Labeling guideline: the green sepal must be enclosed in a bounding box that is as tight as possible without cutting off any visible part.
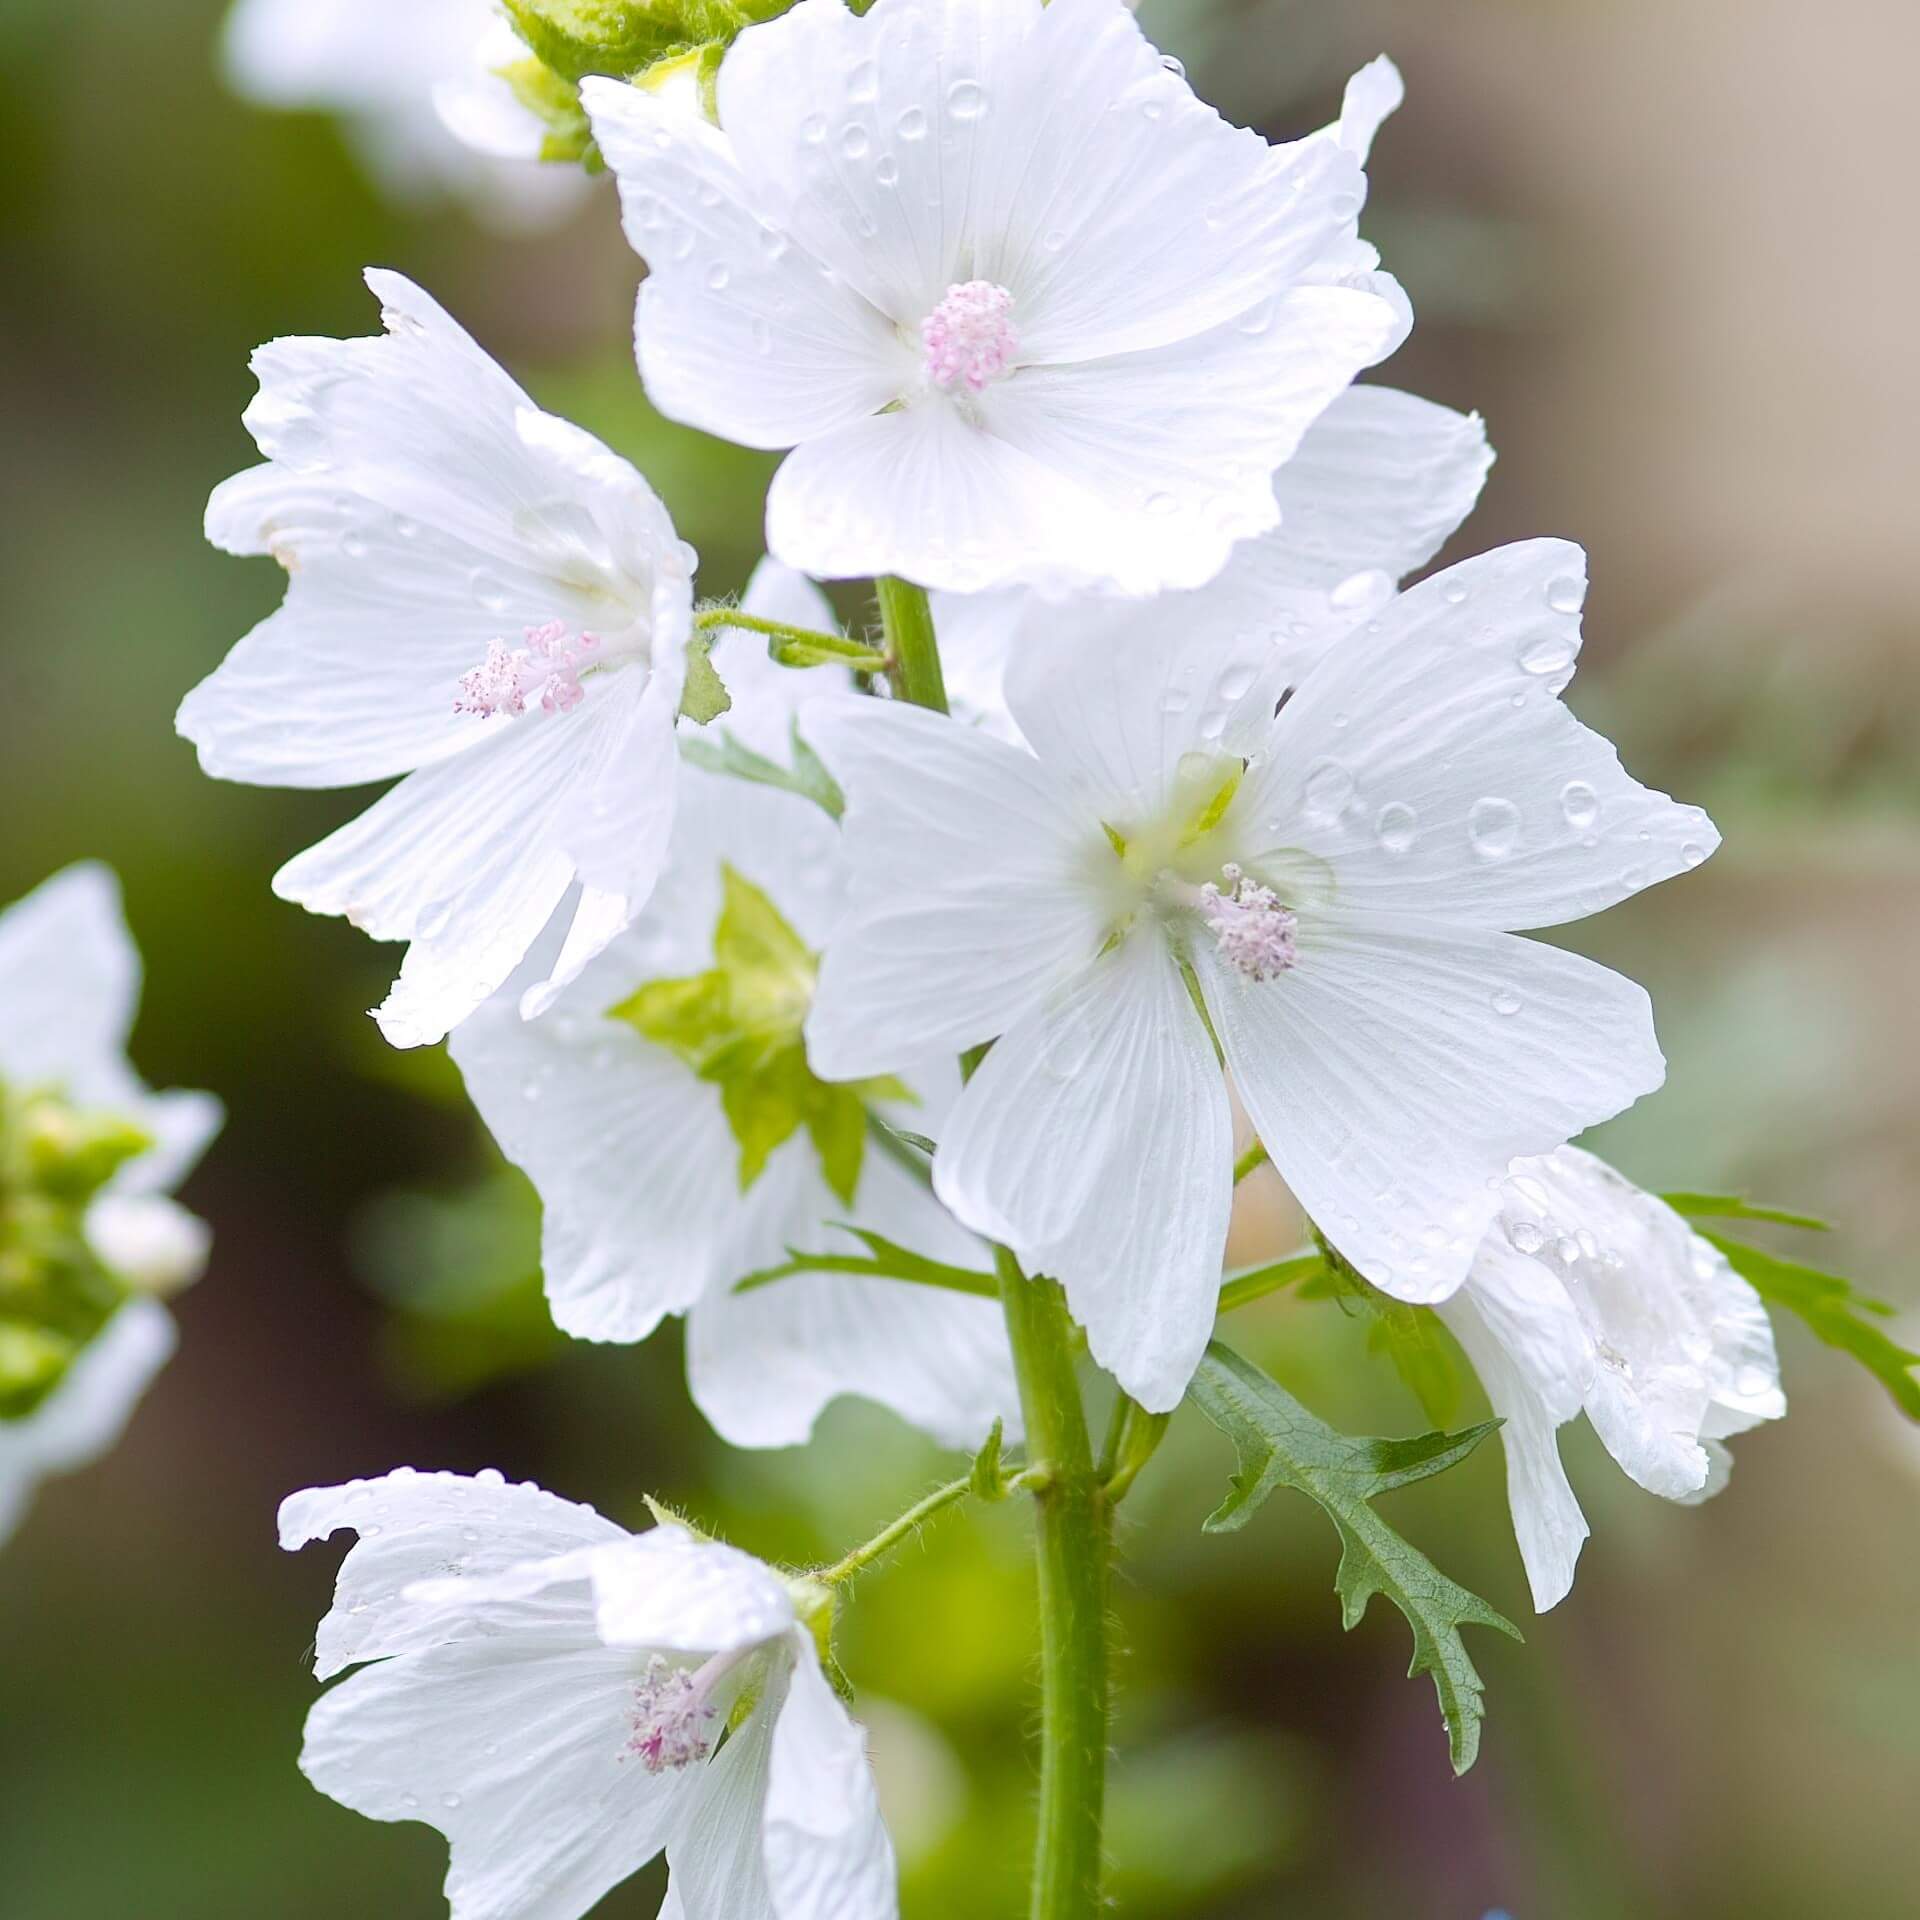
[502,0,776,83]
[642,1493,717,1541]
[969,1418,1011,1501]
[1704,1231,1920,1421]
[679,722,845,820]
[678,629,733,726]
[1188,1341,1518,1775]
[495,56,598,165]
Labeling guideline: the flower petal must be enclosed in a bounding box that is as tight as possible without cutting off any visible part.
[585,77,910,450]
[1199,916,1665,1304]
[802,697,1106,1072]
[669,1662,784,1920]
[300,1634,693,1920]
[762,1640,896,1920]
[935,931,1232,1412]
[0,863,138,1101]
[279,1467,627,1680]
[1235,539,1720,930]
[588,1529,798,1656]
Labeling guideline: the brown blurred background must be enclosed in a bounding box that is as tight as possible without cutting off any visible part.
[1,0,1915,1915]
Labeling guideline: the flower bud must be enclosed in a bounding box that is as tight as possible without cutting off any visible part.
[85,1195,212,1298]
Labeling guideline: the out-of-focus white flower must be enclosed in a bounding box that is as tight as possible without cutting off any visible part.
[585,0,1403,595]
[1438,1146,1786,1610]
[0,865,220,1545]
[182,271,697,1049]
[282,1468,897,1920]
[451,567,1018,1450]
[221,0,590,228]
[802,541,1716,1410]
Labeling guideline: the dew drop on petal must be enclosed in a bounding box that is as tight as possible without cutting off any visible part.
[1490,988,1523,1016]
[840,123,871,159]
[1468,796,1521,860]
[946,80,987,121]
[1546,574,1587,614]
[1374,802,1417,854]
[801,113,827,144]
[1159,54,1186,78]
[1507,1219,1546,1255]
[875,155,900,186]
[1560,779,1599,829]
[1681,841,1708,868]
[705,263,730,292]
[1519,633,1575,676]
[896,105,927,140]
[1303,758,1355,819]
[1443,581,1470,606]
[848,58,879,102]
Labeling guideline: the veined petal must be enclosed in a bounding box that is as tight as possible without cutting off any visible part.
[300,1635,694,1920]
[1437,1242,1593,1611]
[0,1300,174,1549]
[688,1139,1017,1451]
[1235,540,1719,931]
[278,1467,626,1681]
[588,1529,798,1656]
[1199,915,1665,1305]
[762,1640,896,1920]
[802,698,1106,1073]
[934,931,1233,1412]
[0,863,139,1102]
[669,1661,785,1920]
[585,78,910,450]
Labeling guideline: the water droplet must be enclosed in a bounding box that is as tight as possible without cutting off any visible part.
[848,59,879,102]
[756,226,789,261]
[401,1793,420,1810]
[1143,491,1177,517]
[704,262,730,292]
[839,123,871,160]
[1303,758,1355,819]
[946,80,987,121]
[801,113,827,144]
[1507,1220,1546,1255]
[1140,98,1165,121]
[1735,1364,1772,1399]
[1216,663,1256,702]
[1374,802,1417,854]
[341,531,368,560]
[1328,567,1391,616]
[1043,228,1066,252]
[896,105,927,140]
[1234,297,1275,335]
[1468,796,1521,860]
[1158,685,1193,716]
[1442,581,1470,606]
[1545,573,1586,614]
[875,154,899,186]
[1560,780,1598,830]
[441,1793,463,1811]
[1159,54,1186,78]
[1490,988,1523,1017]
[1681,841,1708,868]
[1519,633,1575,676]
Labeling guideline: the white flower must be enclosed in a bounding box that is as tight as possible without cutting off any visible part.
[584,0,1404,595]
[0,865,220,1544]
[1437,1147,1787,1610]
[452,565,1017,1449]
[84,1194,213,1297]
[181,270,698,1049]
[932,382,1494,742]
[802,539,1717,1411]
[221,0,590,228]
[281,1468,897,1920]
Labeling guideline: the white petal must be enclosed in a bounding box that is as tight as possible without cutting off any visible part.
[935,931,1232,1412]
[0,863,138,1101]
[588,1529,797,1656]
[585,78,910,450]
[762,1640,896,1920]
[1438,1242,1593,1610]
[979,284,1400,597]
[688,1140,1017,1450]
[278,1467,626,1680]
[669,1662,785,1920]
[1200,917,1665,1305]
[1327,54,1405,162]
[84,1194,211,1295]
[449,985,734,1343]
[300,1634,693,1920]
[1235,540,1720,930]
[0,1300,174,1548]
[802,698,1106,1073]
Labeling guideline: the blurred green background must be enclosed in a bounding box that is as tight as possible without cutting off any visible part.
[2,0,1916,1915]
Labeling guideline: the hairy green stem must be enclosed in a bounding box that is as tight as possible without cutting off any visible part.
[693,605,887,670]
[817,1475,973,1585]
[881,575,1107,1920]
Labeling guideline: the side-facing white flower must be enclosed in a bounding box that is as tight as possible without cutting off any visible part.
[933,382,1494,741]
[452,565,1018,1450]
[1437,1146,1786,1610]
[282,1468,896,1920]
[803,540,1717,1411]
[585,0,1403,595]
[221,0,590,228]
[0,865,220,1545]
[182,270,697,1049]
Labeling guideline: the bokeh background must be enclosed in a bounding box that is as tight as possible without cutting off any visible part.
[2,0,1916,1914]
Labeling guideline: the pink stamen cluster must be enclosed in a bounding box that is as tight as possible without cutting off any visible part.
[455,620,600,719]
[1199,864,1298,981]
[921,280,1019,393]
[625,1655,718,1775]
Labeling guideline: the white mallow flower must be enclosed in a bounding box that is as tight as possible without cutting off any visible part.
[1437,1147,1787,1611]
[802,539,1719,1412]
[932,382,1495,743]
[0,865,221,1544]
[221,0,590,229]
[452,563,1017,1449]
[181,270,698,1050]
[281,1469,896,1920]
[583,0,1406,596]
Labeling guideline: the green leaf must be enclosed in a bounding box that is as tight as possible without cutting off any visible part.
[1663,1191,1830,1232]
[1187,1341,1518,1774]
[1704,1232,1920,1420]
[678,629,733,725]
[1365,1301,1466,1429]
[733,1224,998,1300]
[1216,1250,1324,1314]
[679,722,844,819]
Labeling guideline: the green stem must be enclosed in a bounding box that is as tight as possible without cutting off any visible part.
[876,575,949,712]
[1232,1139,1269,1184]
[693,605,888,671]
[817,1475,973,1585]
[996,1245,1109,1920]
